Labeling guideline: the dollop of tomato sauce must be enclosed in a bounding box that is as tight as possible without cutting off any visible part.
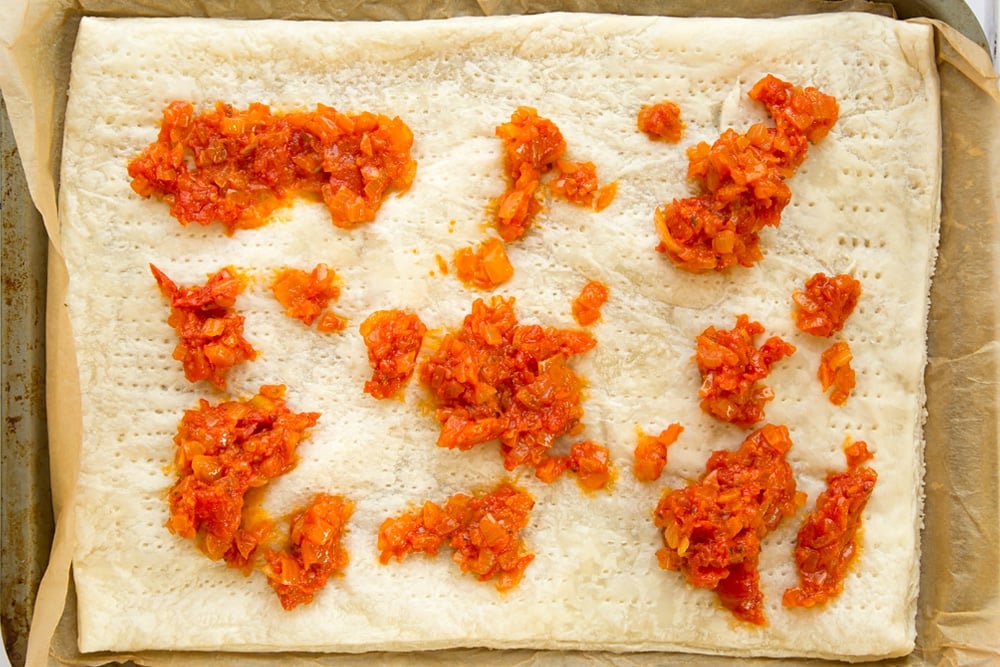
[271,263,346,332]
[534,440,614,491]
[453,237,515,290]
[378,482,535,591]
[654,423,803,625]
[637,101,685,142]
[166,385,320,570]
[695,314,795,428]
[655,75,838,272]
[494,107,616,242]
[783,440,877,608]
[633,423,683,483]
[793,272,862,337]
[128,101,416,233]
[150,264,257,390]
[359,309,427,399]
[550,159,618,211]
[571,279,609,326]
[263,493,353,610]
[818,340,856,406]
[494,107,566,242]
[418,296,595,473]
[751,74,839,149]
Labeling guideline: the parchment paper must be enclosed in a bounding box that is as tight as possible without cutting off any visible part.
[0,0,996,665]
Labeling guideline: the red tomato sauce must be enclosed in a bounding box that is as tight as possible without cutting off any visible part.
[654,423,803,625]
[637,101,685,142]
[377,482,535,591]
[150,264,257,390]
[534,440,614,491]
[494,106,566,241]
[494,106,616,242]
[166,385,320,570]
[695,314,795,428]
[271,263,346,332]
[783,440,877,608]
[655,75,838,272]
[550,159,617,211]
[263,493,353,610]
[818,340,856,405]
[128,101,416,233]
[418,296,595,473]
[793,272,862,337]
[359,309,427,399]
[453,237,515,290]
[571,279,609,326]
[633,423,683,483]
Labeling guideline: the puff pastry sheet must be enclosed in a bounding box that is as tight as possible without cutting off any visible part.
[59,12,940,660]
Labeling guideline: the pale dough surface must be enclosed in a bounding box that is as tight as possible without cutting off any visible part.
[59,12,940,660]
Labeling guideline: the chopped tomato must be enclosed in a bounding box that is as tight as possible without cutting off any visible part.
[783,440,877,608]
[749,74,840,148]
[571,279,609,326]
[271,263,343,330]
[654,423,803,625]
[844,438,874,468]
[263,493,353,610]
[378,482,535,591]
[695,314,795,428]
[818,340,856,405]
[359,309,427,399]
[166,385,320,570]
[494,107,616,242]
[316,311,348,333]
[792,272,862,337]
[655,76,838,272]
[534,440,613,491]
[567,440,613,491]
[637,101,684,142]
[495,107,566,241]
[454,237,515,290]
[150,264,257,390]
[633,423,683,482]
[419,296,595,473]
[128,101,416,233]
[550,159,617,211]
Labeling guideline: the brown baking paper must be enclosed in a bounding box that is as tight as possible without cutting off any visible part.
[1,0,997,665]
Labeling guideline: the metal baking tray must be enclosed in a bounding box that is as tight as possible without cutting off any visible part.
[0,1,993,665]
